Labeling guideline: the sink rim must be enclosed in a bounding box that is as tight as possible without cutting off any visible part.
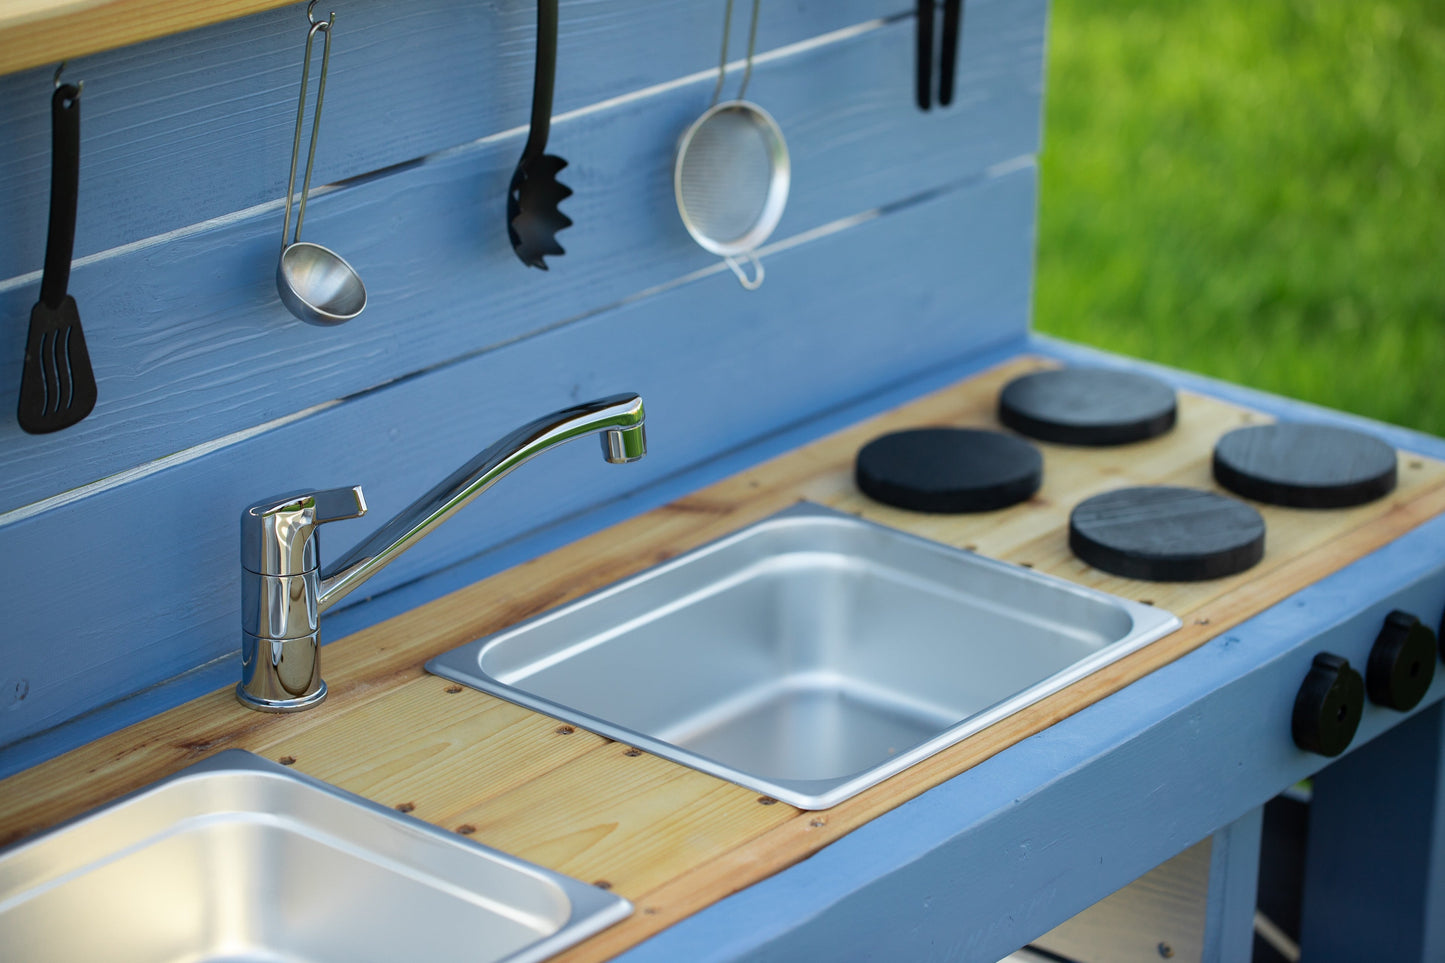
[0,748,632,963]
[429,502,1182,810]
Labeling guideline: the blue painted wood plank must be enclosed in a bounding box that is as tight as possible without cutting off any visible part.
[1202,808,1262,963]
[0,166,1037,750]
[0,334,1035,780]
[613,512,1445,962]
[0,2,1046,514]
[1300,702,1445,963]
[0,0,901,282]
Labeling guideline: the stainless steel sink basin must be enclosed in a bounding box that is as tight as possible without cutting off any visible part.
[429,502,1180,809]
[0,750,629,962]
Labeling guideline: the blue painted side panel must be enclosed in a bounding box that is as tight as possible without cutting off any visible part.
[0,168,1037,750]
[0,0,1047,513]
[0,0,900,280]
[1300,702,1445,963]
[615,512,1445,962]
[1202,808,1262,963]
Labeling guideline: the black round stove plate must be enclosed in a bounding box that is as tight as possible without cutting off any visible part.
[1213,423,1397,508]
[855,428,1042,513]
[1069,486,1266,581]
[999,367,1177,446]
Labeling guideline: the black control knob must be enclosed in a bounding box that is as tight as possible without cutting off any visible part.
[1366,610,1437,711]
[1292,653,1364,757]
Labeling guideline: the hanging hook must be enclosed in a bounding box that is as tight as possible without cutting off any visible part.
[306,0,334,27]
[53,62,83,97]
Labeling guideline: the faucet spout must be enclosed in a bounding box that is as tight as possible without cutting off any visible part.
[237,393,645,712]
[319,394,646,613]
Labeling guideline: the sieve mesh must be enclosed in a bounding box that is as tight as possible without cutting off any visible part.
[677,108,776,246]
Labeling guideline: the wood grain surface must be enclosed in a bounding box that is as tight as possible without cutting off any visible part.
[1032,838,1212,963]
[0,0,295,75]
[2,355,1443,962]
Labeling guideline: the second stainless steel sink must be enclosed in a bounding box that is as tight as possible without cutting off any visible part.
[429,503,1180,809]
[0,750,629,962]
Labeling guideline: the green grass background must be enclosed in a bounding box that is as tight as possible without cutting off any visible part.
[1034,0,1444,435]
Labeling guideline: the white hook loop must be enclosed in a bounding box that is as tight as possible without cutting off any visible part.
[725,252,764,290]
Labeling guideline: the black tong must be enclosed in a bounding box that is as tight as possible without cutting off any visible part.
[915,0,964,110]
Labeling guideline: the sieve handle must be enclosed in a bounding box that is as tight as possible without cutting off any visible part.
[725,252,764,290]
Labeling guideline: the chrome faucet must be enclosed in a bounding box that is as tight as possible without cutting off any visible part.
[237,393,646,712]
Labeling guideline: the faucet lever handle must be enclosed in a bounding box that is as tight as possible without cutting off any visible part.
[308,485,368,524]
[242,486,368,576]
[250,486,366,521]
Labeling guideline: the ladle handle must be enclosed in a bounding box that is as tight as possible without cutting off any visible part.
[520,0,558,165]
[281,11,334,249]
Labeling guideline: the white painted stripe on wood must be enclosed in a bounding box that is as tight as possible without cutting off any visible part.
[0,398,341,528]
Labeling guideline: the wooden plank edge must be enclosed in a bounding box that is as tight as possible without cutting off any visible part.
[0,0,297,75]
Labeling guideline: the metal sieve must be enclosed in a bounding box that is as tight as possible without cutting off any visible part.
[674,0,789,290]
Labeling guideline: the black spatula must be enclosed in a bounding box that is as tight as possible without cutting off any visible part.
[17,82,96,434]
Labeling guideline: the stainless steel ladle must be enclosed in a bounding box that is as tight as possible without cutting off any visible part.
[276,2,366,326]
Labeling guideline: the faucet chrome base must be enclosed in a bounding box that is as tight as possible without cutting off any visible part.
[235,680,328,713]
[237,629,326,711]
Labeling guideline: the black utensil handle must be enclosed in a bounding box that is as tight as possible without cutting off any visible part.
[520,0,558,164]
[915,0,933,111]
[939,0,963,107]
[40,84,81,309]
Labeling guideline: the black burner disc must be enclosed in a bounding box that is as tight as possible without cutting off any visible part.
[1070,486,1265,581]
[1213,423,1397,508]
[999,367,1177,445]
[855,428,1042,513]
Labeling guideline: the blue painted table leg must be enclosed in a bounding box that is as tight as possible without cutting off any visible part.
[1203,806,1263,962]
[1300,702,1445,962]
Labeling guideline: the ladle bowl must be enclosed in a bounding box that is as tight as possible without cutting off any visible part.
[277,241,366,325]
[274,6,365,327]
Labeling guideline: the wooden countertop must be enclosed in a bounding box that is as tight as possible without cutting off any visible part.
[4,356,1444,960]
[0,0,295,75]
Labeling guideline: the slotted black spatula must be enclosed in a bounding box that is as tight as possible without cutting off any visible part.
[17,82,96,434]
